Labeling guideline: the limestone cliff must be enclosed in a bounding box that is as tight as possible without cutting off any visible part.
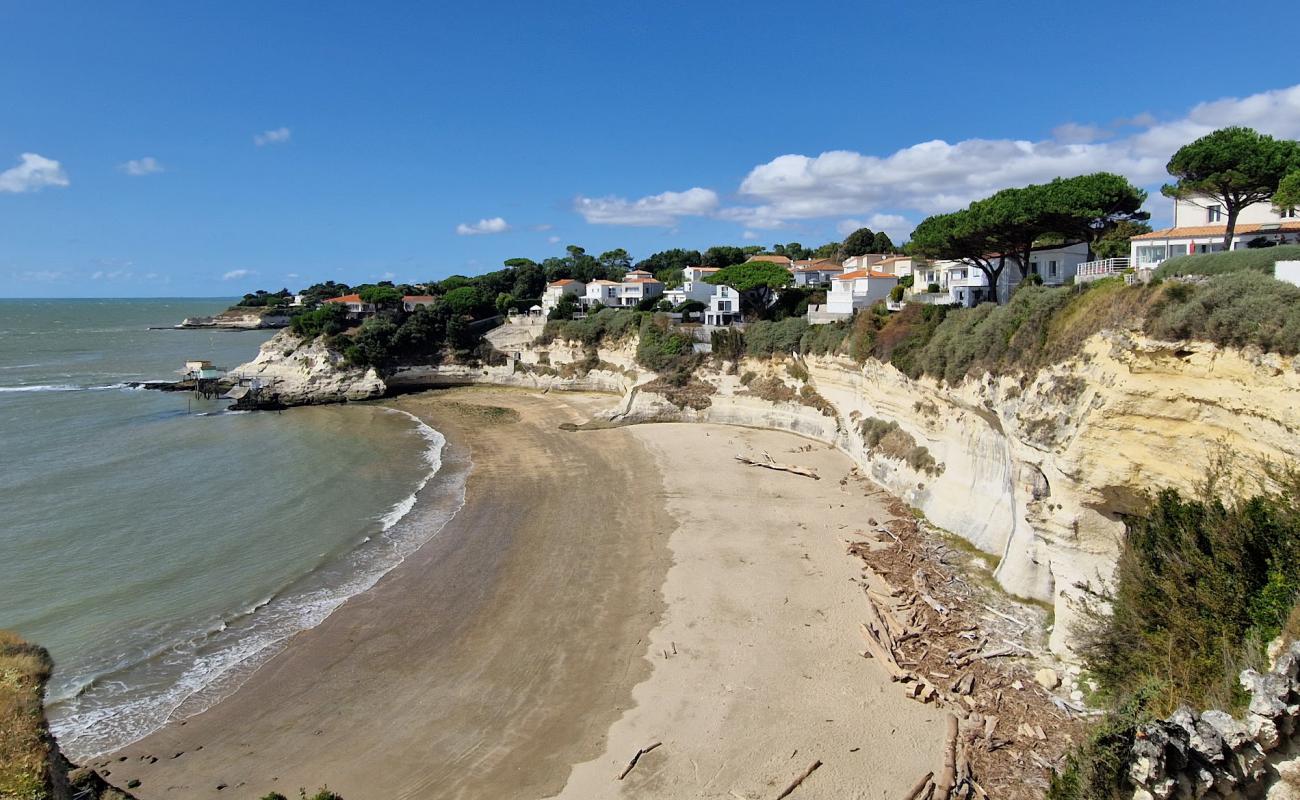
[228,329,385,406]
[228,321,1300,658]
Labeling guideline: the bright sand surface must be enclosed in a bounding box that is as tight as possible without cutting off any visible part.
[102,387,941,799]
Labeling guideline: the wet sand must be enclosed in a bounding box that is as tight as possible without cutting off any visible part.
[103,387,940,799]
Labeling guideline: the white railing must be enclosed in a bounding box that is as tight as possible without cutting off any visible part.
[1076,257,1131,282]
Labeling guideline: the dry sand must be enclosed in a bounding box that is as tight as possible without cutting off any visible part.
[102,388,939,799]
[553,424,943,799]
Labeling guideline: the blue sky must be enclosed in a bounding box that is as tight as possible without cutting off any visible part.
[3,0,1299,297]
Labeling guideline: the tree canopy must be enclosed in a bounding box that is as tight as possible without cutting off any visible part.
[842,227,897,258]
[358,285,403,306]
[1162,127,1300,247]
[1040,173,1148,256]
[704,260,791,315]
[1275,170,1300,213]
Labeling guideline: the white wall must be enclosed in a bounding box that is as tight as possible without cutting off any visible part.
[1277,261,1300,288]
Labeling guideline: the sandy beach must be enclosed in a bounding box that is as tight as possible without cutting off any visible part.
[101,387,939,799]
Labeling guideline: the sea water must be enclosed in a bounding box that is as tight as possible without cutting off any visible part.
[0,299,460,758]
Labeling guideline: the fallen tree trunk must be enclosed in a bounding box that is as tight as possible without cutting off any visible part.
[734,455,820,480]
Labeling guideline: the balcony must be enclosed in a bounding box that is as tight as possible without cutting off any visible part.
[1076,258,1131,283]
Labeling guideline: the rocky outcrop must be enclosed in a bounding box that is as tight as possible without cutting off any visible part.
[178,308,289,329]
[228,330,384,406]
[1127,643,1300,800]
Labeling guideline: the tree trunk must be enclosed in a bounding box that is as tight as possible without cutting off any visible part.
[978,258,1002,305]
[1223,203,1240,252]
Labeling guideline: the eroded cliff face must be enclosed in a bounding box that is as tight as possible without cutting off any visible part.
[229,330,385,405]
[230,325,1300,657]
[480,330,1300,657]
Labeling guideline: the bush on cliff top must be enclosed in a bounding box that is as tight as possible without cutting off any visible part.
[1145,271,1300,355]
[1154,243,1300,280]
[538,308,639,347]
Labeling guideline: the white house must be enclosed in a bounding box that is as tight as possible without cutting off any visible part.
[1072,195,1300,281]
[841,254,893,272]
[791,259,842,286]
[663,266,723,306]
[825,269,898,316]
[913,242,1089,307]
[1125,195,1300,269]
[703,284,741,326]
[541,279,586,315]
[324,293,376,318]
[574,272,665,309]
[870,255,922,279]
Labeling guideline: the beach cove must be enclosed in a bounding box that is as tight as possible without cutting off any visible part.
[99,386,942,799]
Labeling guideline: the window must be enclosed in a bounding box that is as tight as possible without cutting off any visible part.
[1049,260,1058,278]
[1207,204,1222,223]
[1282,207,1298,219]
[1029,261,1039,275]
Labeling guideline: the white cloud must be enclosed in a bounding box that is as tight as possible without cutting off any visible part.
[574,187,719,226]
[456,217,510,236]
[742,230,760,240]
[836,214,912,239]
[120,157,164,176]
[724,84,1300,230]
[1051,122,1107,144]
[17,270,66,282]
[222,269,255,281]
[253,127,292,146]
[0,153,69,193]
[547,235,562,244]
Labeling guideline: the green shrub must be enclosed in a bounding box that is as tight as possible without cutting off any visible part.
[1145,271,1300,355]
[1078,468,1300,714]
[1154,244,1300,279]
[541,308,639,347]
[710,328,746,363]
[798,320,849,356]
[290,302,351,338]
[745,318,810,357]
[786,360,809,382]
[635,315,698,373]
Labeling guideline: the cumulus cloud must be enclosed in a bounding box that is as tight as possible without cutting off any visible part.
[222,269,255,280]
[724,84,1300,232]
[253,127,292,146]
[574,187,719,226]
[456,217,510,236]
[836,214,911,239]
[0,153,70,193]
[120,157,164,176]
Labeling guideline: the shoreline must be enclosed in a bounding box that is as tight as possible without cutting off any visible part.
[100,387,677,799]
[97,387,941,799]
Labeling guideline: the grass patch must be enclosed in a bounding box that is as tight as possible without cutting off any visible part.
[0,631,55,800]
[1154,244,1300,280]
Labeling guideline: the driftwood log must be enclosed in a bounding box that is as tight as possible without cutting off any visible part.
[903,771,935,800]
[936,714,959,797]
[734,455,820,480]
[774,759,822,799]
[617,741,663,780]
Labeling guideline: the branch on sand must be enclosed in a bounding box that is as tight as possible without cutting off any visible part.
[735,454,820,480]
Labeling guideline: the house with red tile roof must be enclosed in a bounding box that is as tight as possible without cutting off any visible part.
[324,293,376,317]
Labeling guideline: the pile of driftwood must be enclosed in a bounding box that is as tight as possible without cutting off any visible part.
[845,487,1082,800]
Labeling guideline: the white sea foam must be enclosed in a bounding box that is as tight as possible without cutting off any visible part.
[0,382,132,394]
[50,406,468,760]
